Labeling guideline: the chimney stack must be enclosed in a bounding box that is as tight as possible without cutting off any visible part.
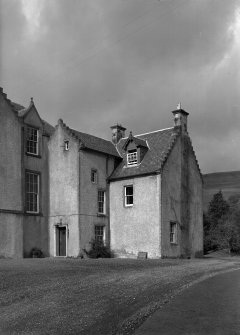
[110,124,126,144]
[172,103,189,133]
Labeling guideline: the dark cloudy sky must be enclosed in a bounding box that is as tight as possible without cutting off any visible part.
[1,0,240,173]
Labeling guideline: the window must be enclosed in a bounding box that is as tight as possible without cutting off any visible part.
[170,222,177,244]
[64,140,69,151]
[91,169,97,183]
[26,172,39,213]
[125,185,133,206]
[95,225,105,244]
[26,127,39,155]
[127,149,138,166]
[98,190,105,214]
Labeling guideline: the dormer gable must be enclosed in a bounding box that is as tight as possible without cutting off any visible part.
[123,131,148,167]
[19,98,43,129]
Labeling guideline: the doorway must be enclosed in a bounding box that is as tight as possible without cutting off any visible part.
[56,226,67,256]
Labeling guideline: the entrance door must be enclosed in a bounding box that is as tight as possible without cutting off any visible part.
[56,226,66,256]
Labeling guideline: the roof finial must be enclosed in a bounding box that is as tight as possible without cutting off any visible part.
[31,97,34,103]
[177,102,181,110]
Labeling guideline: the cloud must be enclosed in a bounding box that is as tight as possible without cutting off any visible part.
[1,0,240,173]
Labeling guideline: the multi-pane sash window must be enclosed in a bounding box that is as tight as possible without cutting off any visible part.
[95,225,105,244]
[98,190,105,214]
[170,222,177,243]
[127,149,137,166]
[26,172,39,213]
[27,127,39,155]
[125,185,133,206]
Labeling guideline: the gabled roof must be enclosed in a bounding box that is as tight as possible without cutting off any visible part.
[109,127,181,180]
[59,119,121,158]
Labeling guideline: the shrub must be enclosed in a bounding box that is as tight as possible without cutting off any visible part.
[84,240,112,258]
[31,248,43,258]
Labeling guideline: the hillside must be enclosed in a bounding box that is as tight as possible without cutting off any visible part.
[203,171,240,212]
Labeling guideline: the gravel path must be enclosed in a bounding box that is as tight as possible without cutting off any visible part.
[0,257,239,334]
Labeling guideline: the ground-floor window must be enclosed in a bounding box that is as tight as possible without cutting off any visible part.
[26,171,39,213]
[95,225,105,244]
[170,222,177,244]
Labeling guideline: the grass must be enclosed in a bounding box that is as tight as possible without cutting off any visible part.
[0,257,239,335]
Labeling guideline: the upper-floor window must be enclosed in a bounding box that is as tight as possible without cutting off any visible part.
[124,185,133,207]
[170,222,177,244]
[98,190,106,214]
[27,127,39,155]
[127,149,138,166]
[26,171,39,213]
[91,169,98,183]
[64,140,69,151]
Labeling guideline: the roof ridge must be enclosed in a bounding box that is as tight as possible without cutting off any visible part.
[136,127,174,137]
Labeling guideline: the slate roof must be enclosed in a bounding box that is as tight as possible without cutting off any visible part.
[59,120,121,158]
[122,132,148,150]
[109,127,181,180]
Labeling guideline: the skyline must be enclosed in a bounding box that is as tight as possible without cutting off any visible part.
[1,0,240,173]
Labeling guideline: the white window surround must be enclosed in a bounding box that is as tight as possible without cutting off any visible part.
[64,140,69,151]
[98,190,106,214]
[170,222,177,244]
[26,172,39,213]
[124,185,133,207]
[127,149,138,166]
[26,126,39,155]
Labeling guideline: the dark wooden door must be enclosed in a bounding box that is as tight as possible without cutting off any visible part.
[56,227,66,256]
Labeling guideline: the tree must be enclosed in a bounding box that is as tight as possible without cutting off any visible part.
[204,191,240,254]
[208,191,229,226]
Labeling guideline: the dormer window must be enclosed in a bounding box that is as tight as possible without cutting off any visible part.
[64,140,69,151]
[127,149,138,166]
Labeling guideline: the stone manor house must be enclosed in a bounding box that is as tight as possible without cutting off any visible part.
[0,88,203,259]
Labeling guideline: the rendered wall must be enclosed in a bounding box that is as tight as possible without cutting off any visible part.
[161,136,182,257]
[0,94,23,258]
[0,214,23,258]
[188,144,203,256]
[110,175,161,258]
[161,134,203,258]
[22,109,50,257]
[48,123,80,257]
[79,150,115,253]
[0,95,22,211]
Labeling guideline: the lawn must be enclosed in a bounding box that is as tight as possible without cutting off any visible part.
[0,257,239,335]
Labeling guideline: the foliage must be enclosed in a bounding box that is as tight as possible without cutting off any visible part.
[208,191,229,225]
[31,248,43,258]
[84,239,112,258]
[204,191,240,254]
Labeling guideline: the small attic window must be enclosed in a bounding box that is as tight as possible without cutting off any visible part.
[127,149,138,166]
[64,140,69,151]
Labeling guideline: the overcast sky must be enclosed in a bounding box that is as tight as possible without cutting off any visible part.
[1,0,240,173]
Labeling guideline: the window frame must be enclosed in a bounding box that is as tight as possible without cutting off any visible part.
[91,169,98,184]
[94,225,106,245]
[124,185,134,207]
[127,149,138,166]
[64,140,69,151]
[170,222,177,244]
[97,190,106,215]
[26,126,39,156]
[25,171,40,214]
